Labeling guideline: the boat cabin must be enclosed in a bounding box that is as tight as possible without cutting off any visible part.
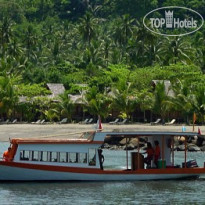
[3,131,105,169]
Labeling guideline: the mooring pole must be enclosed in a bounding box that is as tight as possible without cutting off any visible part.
[126,136,128,170]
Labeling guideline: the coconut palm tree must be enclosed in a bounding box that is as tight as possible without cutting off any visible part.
[112,81,137,121]
[85,86,111,120]
[193,32,205,71]
[152,82,170,123]
[160,37,195,65]
[166,80,196,124]
[113,14,134,46]
[0,73,19,118]
[137,89,154,122]
[0,16,13,45]
[78,12,99,47]
[192,86,205,123]
[57,92,74,122]
[23,24,38,61]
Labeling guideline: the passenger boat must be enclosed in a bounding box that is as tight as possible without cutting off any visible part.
[0,130,205,181]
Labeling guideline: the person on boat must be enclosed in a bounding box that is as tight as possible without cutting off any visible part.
[144,142,154,168]
[98,149,104,170]
[3,147,12,162]
[154,140,161,168]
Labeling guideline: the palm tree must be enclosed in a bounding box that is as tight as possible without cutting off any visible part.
[7,37,23,59]
[0,16,13,57]
[137,89,154,122]
[152,82,169,123]
[0,16,13,45]
[113,14,134,47]
[0,73,19,118]
[193,32,205,71]
[160,37,195,65]
[23,24,38,61]
[58,92,74,122]
[167,80,196,124]
[101,35,113,67]
[78,12,98,47]
[192,86,205,123]
[112,81,137,121]
[85,86,111,120]
[126,22,160,67]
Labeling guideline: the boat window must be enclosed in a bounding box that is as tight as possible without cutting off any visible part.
[59,152,67,163]
[19,150,90,164]
[88,149,96,166]
[69,153,78,163]
[51,152,58,162]
[20,150,29,161]
[79,153,87,163]
[32,151,39,161]
[40,151,48,162]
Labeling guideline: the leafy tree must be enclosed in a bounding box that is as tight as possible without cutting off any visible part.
[0,73,19,118]
[152,82,169,123]
[17,83,51,97]
[160,37,195,65]
[58,91,74,122]
[112,81,137,120]
[137,89,154,122]
[85,86,111,120]
[78,12,98,47]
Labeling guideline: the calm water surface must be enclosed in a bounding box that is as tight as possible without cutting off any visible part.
[0,143,205,204]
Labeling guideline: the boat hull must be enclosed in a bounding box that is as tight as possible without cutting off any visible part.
[0,162,204,181]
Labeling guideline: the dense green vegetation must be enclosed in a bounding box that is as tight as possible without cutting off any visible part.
[0,0,204,123]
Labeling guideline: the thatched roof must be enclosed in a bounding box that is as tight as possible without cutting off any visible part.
[152,80,175,97]
[46,83,65,97]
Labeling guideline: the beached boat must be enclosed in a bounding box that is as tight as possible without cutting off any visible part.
[0,130,205,181]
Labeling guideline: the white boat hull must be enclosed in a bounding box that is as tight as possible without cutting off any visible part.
[0,164,202,181]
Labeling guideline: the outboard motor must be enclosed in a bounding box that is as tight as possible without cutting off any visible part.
[182,159,198,168]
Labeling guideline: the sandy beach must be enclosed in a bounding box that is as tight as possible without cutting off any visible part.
[0,123,202,141]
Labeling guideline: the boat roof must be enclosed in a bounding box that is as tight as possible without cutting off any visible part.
[11,138,96,145]
[104,131,200,137]
[10,131,200,145]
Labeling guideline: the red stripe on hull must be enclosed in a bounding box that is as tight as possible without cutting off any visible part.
[1,161,205,175]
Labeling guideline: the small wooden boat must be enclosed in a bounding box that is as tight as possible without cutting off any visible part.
[0,130,205,181]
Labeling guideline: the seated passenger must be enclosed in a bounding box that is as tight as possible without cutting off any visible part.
[144,142,154,168]
[3,147,12,162]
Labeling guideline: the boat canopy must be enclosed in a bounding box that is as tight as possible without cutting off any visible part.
[10,138,95,145]
[104,131,200,137]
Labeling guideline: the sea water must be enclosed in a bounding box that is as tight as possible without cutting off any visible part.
[0,143,205,204]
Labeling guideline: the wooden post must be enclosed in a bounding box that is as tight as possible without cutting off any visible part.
[162,136,165,161]
[193,112,196,132]
[162,136,165,168]
[172,137,174,166]
[185,136,187,168]
[137,136,140,169]
[126,136,128,170]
